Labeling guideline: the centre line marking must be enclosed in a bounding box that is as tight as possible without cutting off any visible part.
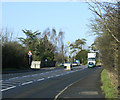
[1,86,16,92]
[55,75,60,77]
[2,84,15,87]
[37,78,44,81]
[21,81,33,86]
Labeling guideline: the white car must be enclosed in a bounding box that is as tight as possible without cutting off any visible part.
[72,62,78,66]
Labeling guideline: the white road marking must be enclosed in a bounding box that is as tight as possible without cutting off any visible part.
[60,74,64,76]
[54,68,88,100]
[21,81,33,86]
[1,67,87,92]
[0,80,2,82]
[79,91,98,95]
[1,86,16,92]
[48,76,54,78]
[55,75,60,77]
[2,82,20,86]
[2,84,15,87]
[37,78,45,81]
[45,72,49,74]
[54,83,73,100]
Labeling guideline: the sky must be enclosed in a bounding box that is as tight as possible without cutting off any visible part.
[2,2,97,48]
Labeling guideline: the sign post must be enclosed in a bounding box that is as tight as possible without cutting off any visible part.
[28,51,32,65]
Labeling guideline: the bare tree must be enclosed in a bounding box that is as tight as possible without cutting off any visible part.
[86,0,119,43]
[86,0,120,98]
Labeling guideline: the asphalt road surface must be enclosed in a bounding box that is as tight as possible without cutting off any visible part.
[1,65,104,99]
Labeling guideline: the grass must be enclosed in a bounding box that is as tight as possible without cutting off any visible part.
[101,69,118,99]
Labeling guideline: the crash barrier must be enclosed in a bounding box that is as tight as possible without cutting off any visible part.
[30,61,56,69]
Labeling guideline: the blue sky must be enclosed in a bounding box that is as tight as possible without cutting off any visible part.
[2,2,96,47]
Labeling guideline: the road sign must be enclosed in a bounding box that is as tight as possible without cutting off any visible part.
[45,59,47,62]
[28,51,32,56]
[29,55,31,58]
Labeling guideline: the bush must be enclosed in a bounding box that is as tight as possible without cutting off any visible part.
[2,41,29,69]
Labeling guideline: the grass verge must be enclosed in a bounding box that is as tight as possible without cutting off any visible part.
[101,69,118,99]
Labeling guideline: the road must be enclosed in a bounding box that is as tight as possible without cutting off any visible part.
[1,65,103,99]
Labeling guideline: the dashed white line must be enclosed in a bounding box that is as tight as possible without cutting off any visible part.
[37,78,45,81]
[60,74,64,76]
[55,75,60,77]
[2,84,15,87]
[48,76,54,78]
[1,86,16,92]
[21,81,33,86]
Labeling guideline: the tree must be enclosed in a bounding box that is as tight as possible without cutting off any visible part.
[1,28,28,69]
[87,1,120,97]
[2,42,28,69]
[69,38,87,55]
[88,41,98,52]
[18,28,65,63]
[18,29,41,60]
[87,0,119,72]
[75,50,89,65]
[87,0,119,43]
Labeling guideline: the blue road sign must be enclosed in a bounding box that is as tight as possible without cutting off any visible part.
[29,55,31,58]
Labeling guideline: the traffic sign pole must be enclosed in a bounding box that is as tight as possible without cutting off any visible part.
[29,55,31,65]
[28,51,32,66]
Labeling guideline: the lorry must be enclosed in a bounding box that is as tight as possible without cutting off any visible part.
[88,52,96,68]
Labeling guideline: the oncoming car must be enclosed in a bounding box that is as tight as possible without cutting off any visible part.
[88,62,94,68]
[72,62,78,66]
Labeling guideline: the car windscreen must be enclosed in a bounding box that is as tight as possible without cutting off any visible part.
[89,62,94,65]
[88,58,96,61]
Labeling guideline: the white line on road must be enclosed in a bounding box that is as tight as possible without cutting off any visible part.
[0,80,2,82]
[1,86,16,92]
[60,74,64,76]
[55,75,60,77]
[48,76,54,79]
[21,81,33,86]
[54,67,88,100]
[54,83,73,100]
[2,84,15,87]
[37,78,45,81]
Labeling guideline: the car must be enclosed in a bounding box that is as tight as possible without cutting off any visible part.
[72,62,78,66]
[88,62,94,68]
[60,63,64,66]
